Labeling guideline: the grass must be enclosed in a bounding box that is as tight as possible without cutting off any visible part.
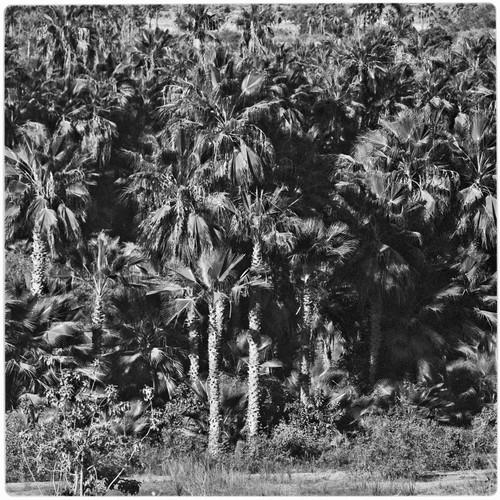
[131,456,496,496]
[7,459,496,496]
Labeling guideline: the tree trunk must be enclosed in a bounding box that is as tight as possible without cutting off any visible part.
[247,301,261,442]
[91,292,105,353]
[300,277,312,406]
[186,307,199,383]
[369,291,383,385]
[247,239,263,442]
[207,295,224,457]
[316,336,332,371]
[31,229,47,297]
[251,239,263,269]
[91,293,105,328]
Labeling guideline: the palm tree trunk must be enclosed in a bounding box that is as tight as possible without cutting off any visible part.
[369,291,383,385]
[247,239,263,442]
[91,293,105,327]
[316,336,331,371]
[31,229,47,297]
[300,277,312,406]
[247,301,261,442]
[91,292,105,353]
[251,239,263,269]
[207,295,224,457]
[186,307,199,383]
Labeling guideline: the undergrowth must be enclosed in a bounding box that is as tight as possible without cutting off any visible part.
[6,392,496,494]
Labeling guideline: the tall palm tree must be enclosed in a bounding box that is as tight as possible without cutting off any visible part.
[290,218,356,403]
[236,5,275,56]
[5,136,91,297]
[120,134,231,268]
[334,26,414,129]
[229,187,294,438]
[128,27,174,87]
[154,249,269,455]
[155,57,276,192]
[342,171,420,385]
[175,5,219,54]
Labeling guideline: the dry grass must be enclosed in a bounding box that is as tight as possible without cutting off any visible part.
[7,467,496,496]
[133,464,496,496]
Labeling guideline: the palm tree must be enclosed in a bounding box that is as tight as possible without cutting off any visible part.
[351,110,458,234]
[175,5,219,54]
[229,187,295,438]
[342,171,420,385]
[153,248,269,455]
[5,290,89,409]
[155,57,276,192]
[388,112,453,183]
[120,134,231,268]
[290,218,356,404]
[128,27,174,87]
[5,136,91,297]
[150,267,204,384]
[334,26,413,129]
[68,232,144,329]
[102,288,186,401]
[236,5,275,56]
[449,111,496,253]
[310,66,361,156]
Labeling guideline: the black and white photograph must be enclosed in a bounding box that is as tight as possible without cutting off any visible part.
[4,3,496,495]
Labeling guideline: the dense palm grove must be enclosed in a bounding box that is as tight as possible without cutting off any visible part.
[4,3,496,493]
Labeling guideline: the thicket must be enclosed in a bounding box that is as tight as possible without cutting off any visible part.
[4,3,496,495]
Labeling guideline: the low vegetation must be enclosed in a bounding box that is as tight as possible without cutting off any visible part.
[6,378,496,494]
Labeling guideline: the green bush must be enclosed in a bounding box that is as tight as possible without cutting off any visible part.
[159,385,209,456]
[6,411,33,482]
[468,405,497,469]
[271,421,321,459]
[350,400,496,479]
[6,410,144,488]
[5,246,31,292]
[257,399,345,460]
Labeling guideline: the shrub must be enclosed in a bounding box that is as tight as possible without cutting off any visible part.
[6,411,33,482]
[6,373,150,495]
[261,399,345,460]
[350,398,495,479]
[468,405,497,469]
[159,385,209,456]
[6,410,145,491]
[271,421,321,459]
[5,244,31,292]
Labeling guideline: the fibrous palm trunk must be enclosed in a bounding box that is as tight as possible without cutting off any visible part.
[91,293,105,328]
[316,336,332,371]
[247,301,262,442]
[186,307,200,383]
[31,229,47,297]
[247,239,264,442]
[300,277,312,406]
[207,295,224,457]
[91,292,105,353]
[369,291,383,385]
